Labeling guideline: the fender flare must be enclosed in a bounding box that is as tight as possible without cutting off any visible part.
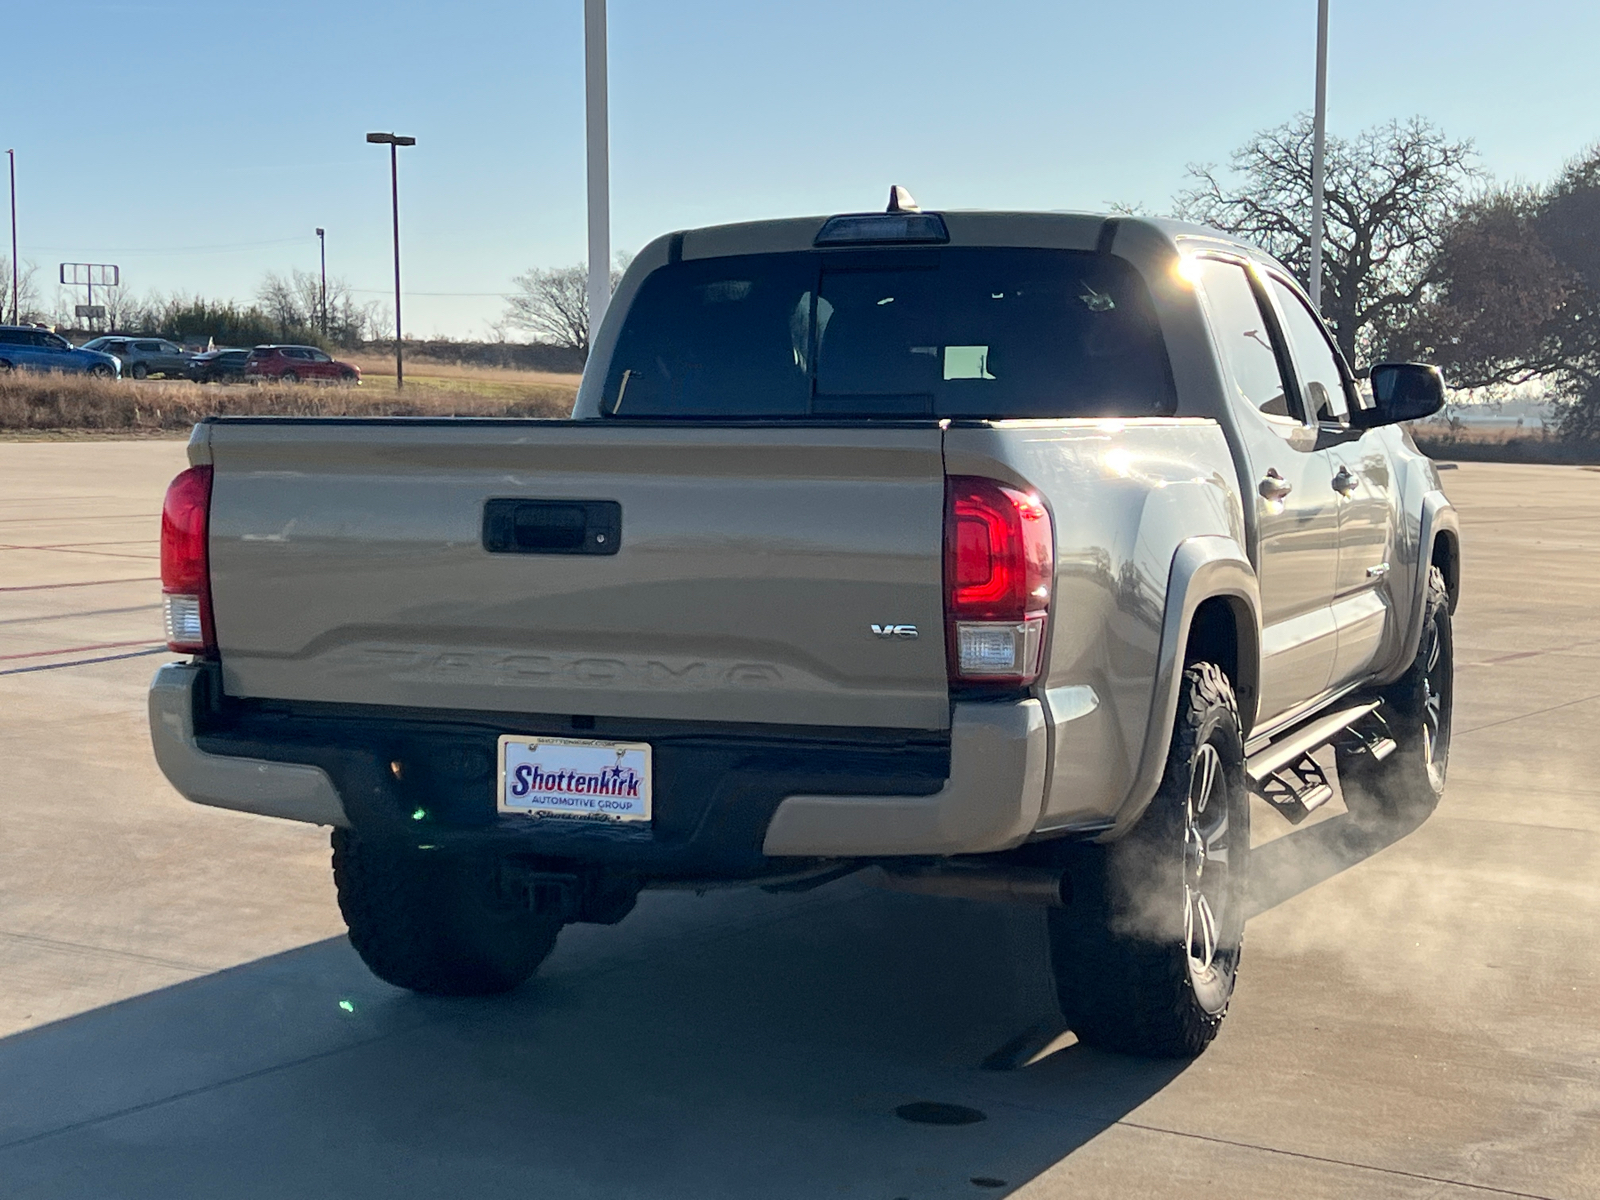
[1373,489,1460,688]
[1105,535,1261,840]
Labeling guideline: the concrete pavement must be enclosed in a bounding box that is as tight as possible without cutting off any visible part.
[0,441,1595,1199]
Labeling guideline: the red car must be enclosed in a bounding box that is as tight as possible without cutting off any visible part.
[244,345,361,384]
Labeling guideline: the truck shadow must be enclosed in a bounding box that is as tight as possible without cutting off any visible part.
[0,880,1190,1199]
[1247,798,1433,919]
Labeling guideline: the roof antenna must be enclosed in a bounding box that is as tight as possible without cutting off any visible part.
[886,185,920,214]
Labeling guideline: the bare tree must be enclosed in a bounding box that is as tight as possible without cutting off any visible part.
[1176,115,1478,366]
[255,269,380,346]
[0,256,43,324]
[502,258,626,356]
[98,283,146,332]
[503,264,591,352]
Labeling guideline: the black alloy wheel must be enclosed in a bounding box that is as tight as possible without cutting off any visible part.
[1049,661,1250,1057]
[1338,566,1453,822]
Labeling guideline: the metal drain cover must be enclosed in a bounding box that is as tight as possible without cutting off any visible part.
[893,1101,987,1126]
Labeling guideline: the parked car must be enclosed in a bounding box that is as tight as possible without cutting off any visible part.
[149,204,1459,1059]
[0,326,120,377]
[187,348,251,384]
[244,345,360,383]
[80,336,192,379]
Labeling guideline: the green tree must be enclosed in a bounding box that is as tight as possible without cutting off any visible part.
[1401,146,1600,438]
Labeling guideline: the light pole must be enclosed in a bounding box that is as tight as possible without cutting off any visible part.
[585,0,610,338]
[315,227,327,336]
[1308,0,1330,311]
[366,132,415,389]
[7,149,17,326]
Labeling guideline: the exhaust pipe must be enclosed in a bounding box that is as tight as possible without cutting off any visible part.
[871,864,1069,908]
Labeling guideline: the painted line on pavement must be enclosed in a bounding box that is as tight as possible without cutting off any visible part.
[0,577,159,593]
[0,544,157,560]
[0,639,164,662]
[0,604,161,627]
[0,646,168,676]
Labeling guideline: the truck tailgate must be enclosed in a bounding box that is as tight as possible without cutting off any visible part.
[203,421,951,730]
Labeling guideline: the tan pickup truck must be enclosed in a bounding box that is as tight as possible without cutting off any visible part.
[149,202,1459,1057]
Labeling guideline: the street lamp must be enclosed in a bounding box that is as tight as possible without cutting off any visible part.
[1308,0,1330,311]
[585,0,610,334]
[366,132,416,389]
[7,149,17,326]
[315,227,327,336]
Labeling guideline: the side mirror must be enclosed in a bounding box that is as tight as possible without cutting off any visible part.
[1355,362,1445,428]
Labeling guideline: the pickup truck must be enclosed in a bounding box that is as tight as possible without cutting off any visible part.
[149,202,1460,1058]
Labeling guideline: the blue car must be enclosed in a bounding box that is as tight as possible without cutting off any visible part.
[0,326,121,378]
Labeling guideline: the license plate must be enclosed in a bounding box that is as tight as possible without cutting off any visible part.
[497,735,652,823]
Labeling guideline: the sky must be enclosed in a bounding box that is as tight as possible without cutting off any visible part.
[7,0,1598,339]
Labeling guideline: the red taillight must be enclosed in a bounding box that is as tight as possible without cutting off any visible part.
[944,476,1053,684]
[160,465,216,655]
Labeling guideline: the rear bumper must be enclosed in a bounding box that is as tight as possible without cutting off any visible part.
[149,662,349,827]
[760,700,1048,856]
[148,662,1048,875]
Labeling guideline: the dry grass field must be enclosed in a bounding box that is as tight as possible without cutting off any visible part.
[339,353,585,399]
[1410,419,1600,464]
[0,367,579,436]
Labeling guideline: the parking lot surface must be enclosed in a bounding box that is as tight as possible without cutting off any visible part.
[0,441,1596,1199]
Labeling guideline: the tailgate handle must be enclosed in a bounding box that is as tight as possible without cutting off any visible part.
[483,499,621,556]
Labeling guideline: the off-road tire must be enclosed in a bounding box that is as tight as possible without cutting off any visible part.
[332,829,564,996]
[1338,566,1452,823]
[1048,662,1250,1057]
[130,362,148,380]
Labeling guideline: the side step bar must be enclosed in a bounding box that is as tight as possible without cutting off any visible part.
[1246,701,1387,825]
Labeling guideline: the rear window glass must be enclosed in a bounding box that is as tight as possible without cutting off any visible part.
[602,248,1175,420]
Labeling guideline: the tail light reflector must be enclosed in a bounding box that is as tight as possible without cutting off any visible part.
[160,465,216,655]
[944,476,1053,684]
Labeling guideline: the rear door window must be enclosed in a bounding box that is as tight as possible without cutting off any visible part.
[603,248,1175,420]
[1269,277,1351,425]
[1194,259,1301,423]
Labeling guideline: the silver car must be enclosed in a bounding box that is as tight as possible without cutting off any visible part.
[80,336,192,379]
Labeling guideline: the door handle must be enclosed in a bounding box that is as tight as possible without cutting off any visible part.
[1332,466,1357,496]
[1258,468,1292,501]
